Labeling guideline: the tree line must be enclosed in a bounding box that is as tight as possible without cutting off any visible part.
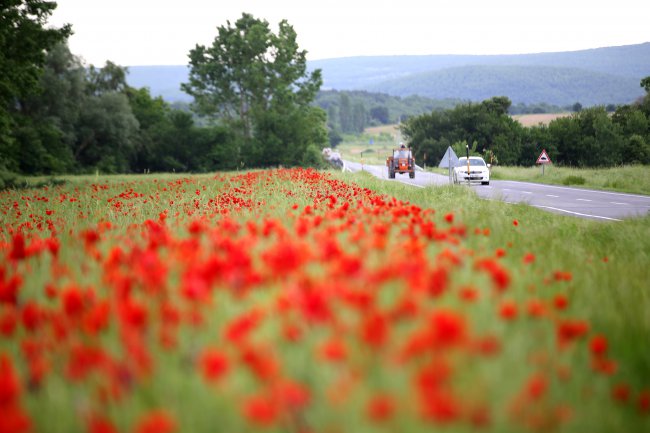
[1,3,327,183]
[2,2,648,183]
[402,87,650,168]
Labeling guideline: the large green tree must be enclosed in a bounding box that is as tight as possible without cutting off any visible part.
[0,0,71,169]
[182,13,325,167]
[403,97,525,166]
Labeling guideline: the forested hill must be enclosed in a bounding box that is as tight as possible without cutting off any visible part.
[126,43,650,105]
[363,65,643,106]
[308,43,650,89]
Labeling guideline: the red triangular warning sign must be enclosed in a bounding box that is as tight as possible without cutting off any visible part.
[536,149,552,164]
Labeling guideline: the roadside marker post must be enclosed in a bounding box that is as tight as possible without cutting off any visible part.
[466,144,470,186]
[536,149,552,175]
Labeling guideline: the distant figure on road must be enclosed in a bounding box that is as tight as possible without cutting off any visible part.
[322,148,344,169]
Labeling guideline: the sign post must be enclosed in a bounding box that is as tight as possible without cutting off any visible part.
[536,149,552,175]
[438,146,460,184]
[466,144,470,185]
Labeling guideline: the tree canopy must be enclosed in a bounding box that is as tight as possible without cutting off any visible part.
[403,82,650,168]
[182,13,326,167]
[0,0,71,167]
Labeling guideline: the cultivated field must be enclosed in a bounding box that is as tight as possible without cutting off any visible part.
[1,169,648,432]
[511,113,572,127]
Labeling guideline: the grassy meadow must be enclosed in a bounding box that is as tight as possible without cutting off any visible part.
[0,168,648,433]
[489,165,650,196]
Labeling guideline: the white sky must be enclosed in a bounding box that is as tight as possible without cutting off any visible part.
[49,0,649,66]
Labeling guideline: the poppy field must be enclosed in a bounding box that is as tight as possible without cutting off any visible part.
[1,168,649,433]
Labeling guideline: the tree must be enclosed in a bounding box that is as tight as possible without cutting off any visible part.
[182,13,324,166]
[87,61,129,96]
[481,96,511,115]
[351,102,367,133]
[0,0,72,168]
[10,42,83,174]
[338,93,352,133]
[369,106,390,124]
[572,102,583,113]
[641,76,650,93]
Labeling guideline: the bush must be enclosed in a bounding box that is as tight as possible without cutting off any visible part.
[0,169,19,190]
[562,175,586,185]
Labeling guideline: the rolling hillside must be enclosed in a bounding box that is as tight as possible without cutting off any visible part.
[125,42,650,105]
[363,65,644,105]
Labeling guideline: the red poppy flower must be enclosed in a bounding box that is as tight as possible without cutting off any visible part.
[499,300,518,320]
[367,394,395,422]
[198,348,229,383]
[133,409,176,433]
[523,252,536,264]
[611,383,630,403]
[0,354,20,406]
[243,393,278,426]
[589,335,608,357]
[88,415,119,433]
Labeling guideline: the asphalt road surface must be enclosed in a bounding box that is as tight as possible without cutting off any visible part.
[343,161,650,221]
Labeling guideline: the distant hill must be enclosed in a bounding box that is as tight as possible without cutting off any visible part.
[309,43,650,89]
[125,43,650,105]
[127,65,190,102]
[363,65,643,106]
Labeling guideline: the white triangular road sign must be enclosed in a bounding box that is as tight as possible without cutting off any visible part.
[439,146,460,168]
[536,149,552,164]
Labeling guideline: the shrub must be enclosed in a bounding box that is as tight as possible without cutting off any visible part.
[562,175,586,185]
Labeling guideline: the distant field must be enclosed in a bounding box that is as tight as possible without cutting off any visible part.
[362,113,571,136]
[511,112,572,126]
[364,124,400,136]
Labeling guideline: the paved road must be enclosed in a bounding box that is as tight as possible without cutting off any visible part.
[344,161,650,221]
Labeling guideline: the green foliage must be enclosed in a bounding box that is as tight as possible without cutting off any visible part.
[509,102,564,114]
[315,90,462,134]
[641,76,650,93]
[451,140,479,158]
[405,91,650,168]
[0,0,71,154]
[489,165,650,194]
[562,175,586,185]
[403,97,525,166]
[369,105,389,124]
[0,167,19,190]
[182,13,325,167]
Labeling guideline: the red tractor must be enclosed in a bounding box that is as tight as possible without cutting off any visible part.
[386,145,415,179]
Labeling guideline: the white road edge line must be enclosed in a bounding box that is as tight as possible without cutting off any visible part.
[399,181,425,188]
[499,180,650,199]
[533,205,622,221]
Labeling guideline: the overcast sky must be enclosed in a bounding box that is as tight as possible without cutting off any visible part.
[49,0,648,66]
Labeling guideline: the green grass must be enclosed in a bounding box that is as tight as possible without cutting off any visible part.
[337,169,650,380]
[489,165,650,196]
[3,169,650,432]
